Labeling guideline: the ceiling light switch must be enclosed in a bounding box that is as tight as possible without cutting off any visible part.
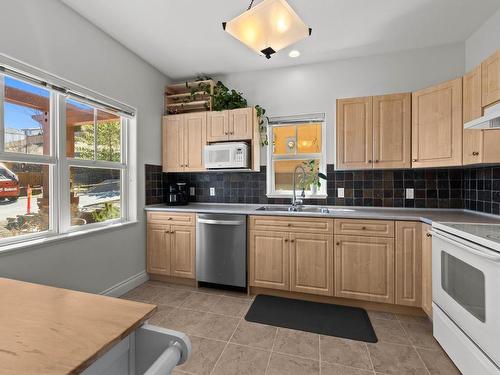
[210,187,216,196]
[338,188,345,198]
[406,188,414,199]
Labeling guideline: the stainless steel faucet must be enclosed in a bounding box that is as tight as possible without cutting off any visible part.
[289,165,306,211]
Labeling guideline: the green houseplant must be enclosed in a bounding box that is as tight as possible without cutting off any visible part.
[302,160,327,194]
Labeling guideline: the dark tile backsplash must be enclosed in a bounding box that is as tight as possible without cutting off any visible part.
[463,166,500,216]
[145,164,500,215]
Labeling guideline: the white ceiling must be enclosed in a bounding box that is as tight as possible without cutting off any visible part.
[61,0,500,79]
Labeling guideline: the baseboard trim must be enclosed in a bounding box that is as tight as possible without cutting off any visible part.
[101,271,149,297]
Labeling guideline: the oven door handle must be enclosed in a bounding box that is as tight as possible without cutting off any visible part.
[432,231,500,262]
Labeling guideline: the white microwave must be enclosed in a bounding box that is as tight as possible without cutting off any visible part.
[204,142,249,169]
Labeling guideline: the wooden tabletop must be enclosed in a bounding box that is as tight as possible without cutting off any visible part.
[0,278,156,375]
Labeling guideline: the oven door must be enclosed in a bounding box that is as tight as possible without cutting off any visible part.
[432,229,500,367]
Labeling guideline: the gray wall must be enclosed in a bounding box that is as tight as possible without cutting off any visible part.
[465,8,500,70]
[218,43,466,164]
[0,0,169,293]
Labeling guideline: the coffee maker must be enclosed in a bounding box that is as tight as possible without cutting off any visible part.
[166,182,188,206]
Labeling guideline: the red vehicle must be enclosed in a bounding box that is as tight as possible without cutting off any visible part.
[0,164,20,202]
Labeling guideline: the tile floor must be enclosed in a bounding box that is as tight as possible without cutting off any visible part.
[122,282,461,375]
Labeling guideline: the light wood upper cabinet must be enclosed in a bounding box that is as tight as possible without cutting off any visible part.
[162,115,184,172]
[290,233,333,296]
[170,225,195,279]
[207,110,229,142]
[411,77,463,168]
[207,108,254,142]
[334,235,395,304]
[184,112,207,171]
[463,129,483,165]
[463,129,500,165]
[229,107,254,140]
[395,222,422,307]
[373,93,411,169]
[463,65,483,124]
[336,94,410,170]
[336,97,373,170]
[482,50,500,107]
[421,224,433,318]
[163,113,206,172]
[249,230,290,291]
[147,223,170,275]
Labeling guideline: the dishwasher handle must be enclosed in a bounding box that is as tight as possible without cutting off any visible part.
[197,218,245,226]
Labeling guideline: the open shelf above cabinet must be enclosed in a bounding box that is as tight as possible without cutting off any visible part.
[165,79,214,115]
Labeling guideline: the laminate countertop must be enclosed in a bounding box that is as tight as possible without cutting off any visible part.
[145,203,500,224]
[0,277,156,375]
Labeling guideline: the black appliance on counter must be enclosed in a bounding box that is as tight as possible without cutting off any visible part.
[166,182,188,206]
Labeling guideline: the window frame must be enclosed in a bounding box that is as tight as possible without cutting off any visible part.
[0,57,136,248]
[266,115,327,198]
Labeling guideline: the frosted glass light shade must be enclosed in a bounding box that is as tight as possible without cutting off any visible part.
[223,0,311,59]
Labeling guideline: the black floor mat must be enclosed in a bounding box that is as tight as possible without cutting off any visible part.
[245,295,378,343]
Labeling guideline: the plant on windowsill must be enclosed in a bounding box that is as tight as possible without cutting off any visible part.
[191,75,269,146]
[302,160,327,195]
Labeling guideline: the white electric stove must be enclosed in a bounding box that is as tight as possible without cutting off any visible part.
[432,222,500,375]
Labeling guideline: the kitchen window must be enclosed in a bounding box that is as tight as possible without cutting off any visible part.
[0,60,135,247]
[266,114,327,198]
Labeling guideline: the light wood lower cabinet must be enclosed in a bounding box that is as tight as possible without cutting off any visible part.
[334,235,395,304]
[248,230,290,291]
[170,226,195,279]
[146,213,195,279]
[248,216,334,296]
[290,233,333,296]
[421,224,433,318]
[147,223,170,275]
[395,222,422,307]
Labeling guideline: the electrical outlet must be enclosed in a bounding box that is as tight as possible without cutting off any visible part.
[189,187,195,196]
[209,187,216,196]
[406,188,414,199]
[338,188,345,198]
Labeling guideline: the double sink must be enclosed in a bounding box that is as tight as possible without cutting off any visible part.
[255,205,355,214]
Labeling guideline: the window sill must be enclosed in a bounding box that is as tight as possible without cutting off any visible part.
[266,194,328,199]
[0,220,138,257]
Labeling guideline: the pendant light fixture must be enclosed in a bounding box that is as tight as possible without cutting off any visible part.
[222,0,311,59]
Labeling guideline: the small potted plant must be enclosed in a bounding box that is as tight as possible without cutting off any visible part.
[302,160,327,194]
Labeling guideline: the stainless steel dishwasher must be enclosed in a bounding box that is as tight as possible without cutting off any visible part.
[196,213,247,288]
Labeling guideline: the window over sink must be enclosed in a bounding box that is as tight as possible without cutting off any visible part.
[266,114,326,198]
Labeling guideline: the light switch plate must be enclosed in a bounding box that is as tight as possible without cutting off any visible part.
[406,188,414,199]
[209,187,216,196]
[338,188,345,198]
[190,187,195,196]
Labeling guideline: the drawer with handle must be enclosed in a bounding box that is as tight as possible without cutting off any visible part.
[334,219,395,237]
[249,215,333,234]
[147,212,195,226]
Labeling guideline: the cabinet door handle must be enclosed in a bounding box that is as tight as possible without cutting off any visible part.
[361,226,366,230]
[290,239,295,243]
[426,232,432,238]
[368,160,372,163]
[412,159,418,162]
[167,217,172,220]
[336,242,340,246]
[375,160,379,163]
[472,151,479,156]
[284,239,289,242]
[287,223,291,227]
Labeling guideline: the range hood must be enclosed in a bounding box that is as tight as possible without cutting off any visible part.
[464,102,500,129]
